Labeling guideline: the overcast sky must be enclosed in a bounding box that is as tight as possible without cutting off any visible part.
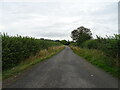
[0,0,119,40]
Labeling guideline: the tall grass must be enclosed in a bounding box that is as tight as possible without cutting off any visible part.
[71,46,120,78]
[81,34,120,67]
[2,33,62,71]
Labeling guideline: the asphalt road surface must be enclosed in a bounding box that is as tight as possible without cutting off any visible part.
[5,46,118,88]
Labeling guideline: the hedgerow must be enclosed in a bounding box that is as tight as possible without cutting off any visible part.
[2,33,61,71]
[81,34,120,67]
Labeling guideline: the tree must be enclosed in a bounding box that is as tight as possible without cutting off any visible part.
[71,26,92,45]
[71,30,79,42]
[60,40,70,45]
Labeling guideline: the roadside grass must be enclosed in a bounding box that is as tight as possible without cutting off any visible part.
[70,46,120,78]
[3,46,65,80]
[0,73,2,81]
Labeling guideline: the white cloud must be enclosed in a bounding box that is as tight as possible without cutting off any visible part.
[1,0,119,2]
[0,1,118,40]
[0,25,5,32]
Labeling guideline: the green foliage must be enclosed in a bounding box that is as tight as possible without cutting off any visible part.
[2,33,61,71]
[82,39,99,49]
[71,26,92,45]
[60,40,70,45]
[3,46,64,80]
[69,42,77,46]
[71,34,120,78]
[71,47,120,78]
[81,34,120,67]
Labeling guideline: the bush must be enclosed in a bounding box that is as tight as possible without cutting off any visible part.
[81,34,120,66]
[82,39,99,49]
[2,33,61,71]
[70,42,78,46]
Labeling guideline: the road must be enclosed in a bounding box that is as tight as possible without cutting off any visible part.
[4,46,118,88]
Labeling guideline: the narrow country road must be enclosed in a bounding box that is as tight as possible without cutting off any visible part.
[4,46,118,88]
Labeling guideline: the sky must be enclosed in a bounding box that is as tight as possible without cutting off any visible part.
[0,0,119,40]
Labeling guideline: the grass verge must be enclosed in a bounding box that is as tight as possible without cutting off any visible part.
[70,46,120,78]
[3,46,65,80]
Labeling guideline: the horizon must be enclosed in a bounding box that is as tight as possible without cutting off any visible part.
[0,0,119,41]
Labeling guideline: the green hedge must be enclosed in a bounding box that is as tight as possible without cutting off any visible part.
[82,39,99,49]
[2,33,61,71]
[82,34,120,60]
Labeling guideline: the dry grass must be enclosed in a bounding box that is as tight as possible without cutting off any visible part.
[3,46,65,80]
[21,46,65,63]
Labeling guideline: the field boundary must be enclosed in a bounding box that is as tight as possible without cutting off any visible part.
[3,46,65,84]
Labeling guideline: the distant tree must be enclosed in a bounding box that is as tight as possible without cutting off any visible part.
[61,40,67,45]
[55,40,60,42]
[40,38,44,40]
[71,26,92,45]
[60,40,70,45]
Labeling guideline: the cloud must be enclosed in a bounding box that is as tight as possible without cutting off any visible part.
[1,0,119,2]
[119,1,120,34]
[0,1,118,40]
